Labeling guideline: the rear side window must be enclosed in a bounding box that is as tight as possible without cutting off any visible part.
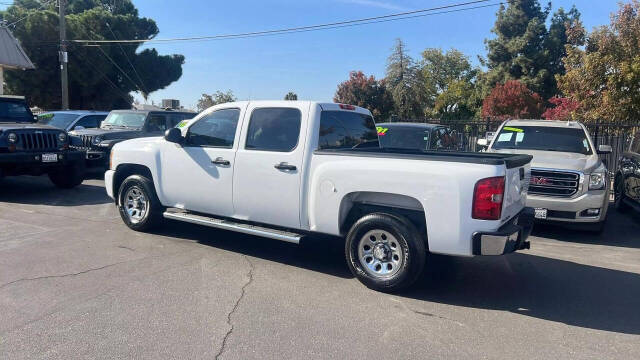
[318,111,377,150]
[187,108,240,148]
[75,115,105,129]
[245,108,301,152]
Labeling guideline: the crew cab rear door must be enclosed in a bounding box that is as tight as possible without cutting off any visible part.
[232,102,309,229]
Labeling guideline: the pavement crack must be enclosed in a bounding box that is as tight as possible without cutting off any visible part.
[0,250,193,290]
[215,256,254,360]
[411,308,467,327]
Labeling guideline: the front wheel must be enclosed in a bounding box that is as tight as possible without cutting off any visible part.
[345,213,426,293]
[117,175,163,232]
[48,162,85,189]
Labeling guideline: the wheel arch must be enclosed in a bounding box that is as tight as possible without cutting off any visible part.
[113,163,154,203]
[338,191,428,250]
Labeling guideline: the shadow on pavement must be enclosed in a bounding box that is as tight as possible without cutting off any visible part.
[0,175,112,206]
[531,204,640,249]
[156,220,353,279]
[404,253,640,335]
[159,219,640,335]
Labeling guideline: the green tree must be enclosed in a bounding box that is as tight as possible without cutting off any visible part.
[385,39,425,119]
[0,0,184,110]
[543,6,582,97]
[484,0,551,98]
[420,48,479,118]
[197,90,236,112]
[557,1,640,122]
[284,92,298,100]
[334,71,393,121]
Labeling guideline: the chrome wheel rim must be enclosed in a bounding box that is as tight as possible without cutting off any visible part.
[357,230,404,279]
[124,186,149,224]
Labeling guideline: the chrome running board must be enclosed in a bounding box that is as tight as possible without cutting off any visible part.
[163,209,302,244]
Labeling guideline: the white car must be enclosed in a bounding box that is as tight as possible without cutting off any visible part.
[480,119,611,232]
[105,101,533,292]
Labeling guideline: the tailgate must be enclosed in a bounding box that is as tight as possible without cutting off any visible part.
[502,162,531,222]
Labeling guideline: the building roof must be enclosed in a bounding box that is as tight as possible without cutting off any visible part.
[0,26,35,69]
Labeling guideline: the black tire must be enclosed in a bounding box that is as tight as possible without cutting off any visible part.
[614,175,629,212]
[345,213,426,293]
[117,175,163,232]
[48,162,85,189]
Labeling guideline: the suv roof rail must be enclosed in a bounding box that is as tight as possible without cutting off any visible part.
[0,95,26,100]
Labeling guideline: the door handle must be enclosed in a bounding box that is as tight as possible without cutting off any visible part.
[274,162,297,171]
[212,157,231,166]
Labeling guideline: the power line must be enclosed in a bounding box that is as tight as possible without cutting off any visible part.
[71,0,495,44]
[105,22,148,95]
[95,44,146,95]
[2,0,55,28]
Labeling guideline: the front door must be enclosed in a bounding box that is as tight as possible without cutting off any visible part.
[160,107,244,216]
[232,103,308,229]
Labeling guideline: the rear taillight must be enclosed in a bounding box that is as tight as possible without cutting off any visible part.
[472,176,505,220]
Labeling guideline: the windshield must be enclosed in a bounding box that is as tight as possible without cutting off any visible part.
[492,125,592,155]
[0,100,33,122]
[102,112,147,128]
[38,113,80,129]
[378,126,430,150]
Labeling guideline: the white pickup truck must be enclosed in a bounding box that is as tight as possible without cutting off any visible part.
[105,101,533,292]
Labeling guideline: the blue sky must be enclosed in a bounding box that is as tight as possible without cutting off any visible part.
[2,1,622,109]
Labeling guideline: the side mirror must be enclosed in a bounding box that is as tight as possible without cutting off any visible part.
[74,125,85,131]
[597,144,612,154]
[477,138,488,147]
[164,127,184,144]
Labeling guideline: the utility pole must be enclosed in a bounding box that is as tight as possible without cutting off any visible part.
[59,0,69,109]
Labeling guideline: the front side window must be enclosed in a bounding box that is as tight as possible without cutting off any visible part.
[245,108,301,152]
[492,125,592,155]
[147,114,168,132]
[75,115,105,129]
[0,100,32,122]
[318,111,377,150]
[187,108,240,148]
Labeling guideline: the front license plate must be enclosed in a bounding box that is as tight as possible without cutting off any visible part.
[42,153,58,163]
[534,208,548,220]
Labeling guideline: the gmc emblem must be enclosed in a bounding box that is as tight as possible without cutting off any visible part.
[531,177,551,185]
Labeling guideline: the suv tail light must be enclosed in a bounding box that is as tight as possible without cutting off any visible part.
[472,176,505,220]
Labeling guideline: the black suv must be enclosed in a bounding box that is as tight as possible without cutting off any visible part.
[70,109,195,168]
[0,95,85,188]
[614,133,640,213]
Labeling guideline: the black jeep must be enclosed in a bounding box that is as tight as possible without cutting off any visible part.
[70,109,194,168]
[0,95,85,188]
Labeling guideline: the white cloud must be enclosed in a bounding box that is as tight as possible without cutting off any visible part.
[338,0,410,12]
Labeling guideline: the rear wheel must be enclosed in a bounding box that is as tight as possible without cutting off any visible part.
[614,175,629,212]
[345,213,426,293]
[48,162,85,189]
[117,175,163,231]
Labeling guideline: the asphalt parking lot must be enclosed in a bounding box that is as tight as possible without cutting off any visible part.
[1,176,639,359]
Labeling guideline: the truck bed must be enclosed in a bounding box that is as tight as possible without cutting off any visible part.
[314,148,533,169]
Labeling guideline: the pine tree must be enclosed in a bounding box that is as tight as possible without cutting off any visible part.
[385,39,425,119]
[484,0,551,98]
